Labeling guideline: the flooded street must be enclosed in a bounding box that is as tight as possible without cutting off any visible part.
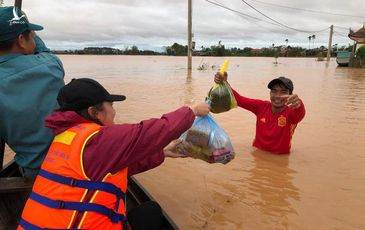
[61,56,365,229]
[6,55,365,229]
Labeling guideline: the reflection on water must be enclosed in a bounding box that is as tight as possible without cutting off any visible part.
[182,149,300,230]
[184,71,195,105]
[247,150,299,222]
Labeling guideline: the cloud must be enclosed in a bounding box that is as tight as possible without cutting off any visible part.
[3,0,364,50]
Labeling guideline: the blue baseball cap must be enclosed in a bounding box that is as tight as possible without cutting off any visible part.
[0,6,43,42]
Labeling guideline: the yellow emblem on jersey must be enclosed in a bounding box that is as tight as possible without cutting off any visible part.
[278,116,286,127]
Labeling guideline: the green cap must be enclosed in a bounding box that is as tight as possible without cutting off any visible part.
[0,6,43,42]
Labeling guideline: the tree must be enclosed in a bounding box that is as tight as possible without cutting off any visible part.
[356,45,365,67]
[126,45,139,55]
[312,35,316,49]
[345,43,354,52]
[287,46,306,57]
[274,51,279,64]
[165,43,187,56]
[308,36,312,49]
[242,47,253,56]
[211,43,226,56]
[356,45,365,58]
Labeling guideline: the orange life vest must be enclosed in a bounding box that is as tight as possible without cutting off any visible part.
[19,123,128,230]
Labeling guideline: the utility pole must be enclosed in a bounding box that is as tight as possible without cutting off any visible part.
[187,0,192,70]
[327,25,333,61]
[15,0,22,9]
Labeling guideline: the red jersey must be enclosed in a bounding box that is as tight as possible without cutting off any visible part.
[231,88,305,154]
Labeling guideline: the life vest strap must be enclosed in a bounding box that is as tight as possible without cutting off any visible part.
[30,192,127,223]
[19,219,43,230]
[19,218,81,230]
[39,169,125,200]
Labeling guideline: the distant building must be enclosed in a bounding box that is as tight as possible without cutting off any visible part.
[348,25,365,67]
[280,47,287,56]
[251,48,261,56]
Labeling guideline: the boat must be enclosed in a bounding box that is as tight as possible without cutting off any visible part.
[0,159,178,229]
[336,51,351,66]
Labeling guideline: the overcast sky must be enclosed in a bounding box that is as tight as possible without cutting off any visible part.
[3,0,365,51]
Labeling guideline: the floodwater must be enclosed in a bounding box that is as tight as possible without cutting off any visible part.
[5,56,365,229]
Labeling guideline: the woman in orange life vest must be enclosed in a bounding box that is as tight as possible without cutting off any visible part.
[19,78,210,230]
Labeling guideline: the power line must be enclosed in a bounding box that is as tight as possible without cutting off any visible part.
[251,0,365,19]
[204,0,299,42]
[205,0,329,34]
[240,0,330,33]
[204,0,281,27]
[333,30,349,38]
[205,0,301,36]
[334,25,350,30]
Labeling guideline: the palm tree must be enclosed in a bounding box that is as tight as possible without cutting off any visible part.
[312,35,316,49]
[284,39,289,56]
[308,36,312,49]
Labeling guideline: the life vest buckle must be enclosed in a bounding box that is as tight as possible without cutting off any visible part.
[70,178,77,186]
[108,208,121,223]
[107,208,114,217]
[58,201,65,209]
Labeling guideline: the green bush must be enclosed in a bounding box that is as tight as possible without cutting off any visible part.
[316,52,324,61]
[356,45,365,58]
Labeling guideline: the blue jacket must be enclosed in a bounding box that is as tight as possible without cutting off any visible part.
[0,36,65,175]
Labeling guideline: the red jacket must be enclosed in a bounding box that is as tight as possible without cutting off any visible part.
[44,106,195,181]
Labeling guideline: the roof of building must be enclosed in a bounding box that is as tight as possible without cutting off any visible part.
[348,26,365,43]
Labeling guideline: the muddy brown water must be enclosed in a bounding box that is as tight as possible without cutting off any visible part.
[4,56,365,229]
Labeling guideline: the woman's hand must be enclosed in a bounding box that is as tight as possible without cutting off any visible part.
[163,139,186,158]
[190,102,210,117]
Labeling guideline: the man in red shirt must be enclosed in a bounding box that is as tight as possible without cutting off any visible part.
[215,73,305,154]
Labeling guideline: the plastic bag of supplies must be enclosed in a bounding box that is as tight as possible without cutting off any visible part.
[176,115,235,164]
[207,60,237,113]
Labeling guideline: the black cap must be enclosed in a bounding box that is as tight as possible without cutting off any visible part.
[57,78,126,111]
[267,76,294,94]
